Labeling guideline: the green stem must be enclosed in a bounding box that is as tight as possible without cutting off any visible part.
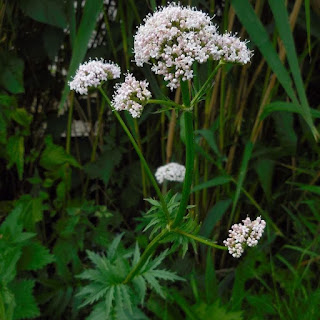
[98,87,171,222]
[173,228,227,250]
[191,61,224,108]
[123,228,169,284]
[172,81,194,227]
[146,99,183,109]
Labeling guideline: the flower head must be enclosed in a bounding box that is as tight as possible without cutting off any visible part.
[214,32,253,64]
[223,216,266,258]
[112,73,152,118]
[134,3,220,90]
[155,162,186,184]
[69,59,121,95]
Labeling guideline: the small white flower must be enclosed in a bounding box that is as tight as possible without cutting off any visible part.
[112,73,152,118]
[69,58,121,95]
[223,216,266,258]
[134,3,253,90]
[155,162,186,184]
[134,3,220,90]
[213,32,253,64]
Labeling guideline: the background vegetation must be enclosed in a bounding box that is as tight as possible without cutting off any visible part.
[0,0,320,319]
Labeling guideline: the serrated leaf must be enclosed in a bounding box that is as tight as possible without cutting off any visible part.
[132,276,146,305]
[10,108,33,128]
[107,233,124,261]
[19,242,55,271]
[40,136,81,170]
[143,273,164,297]
[10,279,40,319]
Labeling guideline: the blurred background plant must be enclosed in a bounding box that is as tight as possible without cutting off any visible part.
[0,0,319,319]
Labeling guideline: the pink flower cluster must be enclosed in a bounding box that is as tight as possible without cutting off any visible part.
[223,216,266,258]
[112,73,152,118]
[69,59,121,95]
[134,3,252,90]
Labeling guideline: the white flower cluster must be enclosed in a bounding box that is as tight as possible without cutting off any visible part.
[112,73,152,118]
[215,32,252,64]
[134,3,252,90]
[155,162,186,184]
[223,216,266,258]
[69,59,121,95]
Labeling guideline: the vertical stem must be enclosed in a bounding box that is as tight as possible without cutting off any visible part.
[123,228,169,284]
[98,87,171,222]
[134,119,148,198]
[173,80,194,227]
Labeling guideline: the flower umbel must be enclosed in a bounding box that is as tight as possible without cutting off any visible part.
[134,3,220,90]
[69,59,121,95]
[134,3,253,90]
[112,73,152,118]
[223,216,266,258]
[155,162,186,184]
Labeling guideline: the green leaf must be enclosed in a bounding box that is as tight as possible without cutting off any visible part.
[273,112,297,155]
[255,159,275,200]
[10,279,40,319]
[6,135,24,180]
[107,233,124,261]
[190,301,243,320]
[19,0,68,29]
[58,0,104,111]
[42,26,65,60]
[260,101,320,120]
[10,108,33,128]
[268,0,318,139]
[19,242,55,271]
[231,0,297,102]
[195,129,221,157]
[40,136,81,170]
[200,199,232,238]
[0,52,24,94]
[191,176,231,193]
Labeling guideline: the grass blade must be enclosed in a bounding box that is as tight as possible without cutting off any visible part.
[231,0,297,103]
[58,0,104,111]
[268,0,318,140]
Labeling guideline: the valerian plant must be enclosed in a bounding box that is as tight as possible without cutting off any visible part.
[67,3,266,318]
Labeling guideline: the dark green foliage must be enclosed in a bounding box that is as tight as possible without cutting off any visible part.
[0,0,319,319]
[77,236,182,319]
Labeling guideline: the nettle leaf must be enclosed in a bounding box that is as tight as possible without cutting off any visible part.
[19,0,68,29]
[10,108,33,128]
[6,135,24,180]
[19,242,55,271]
[0,52,24,94]
[40,136,81,170]
[10,279,40,319]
